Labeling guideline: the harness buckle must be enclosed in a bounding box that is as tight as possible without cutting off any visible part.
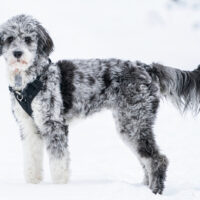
[15,91,23,102]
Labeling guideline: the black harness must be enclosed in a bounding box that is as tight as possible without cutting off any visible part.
[9,76,43,117]
[9,59,52,117]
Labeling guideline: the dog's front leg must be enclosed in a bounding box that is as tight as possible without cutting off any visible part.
[32,66,70,184]
[20,117,44,184]
[47,122,69,184]
[39,120,69,184]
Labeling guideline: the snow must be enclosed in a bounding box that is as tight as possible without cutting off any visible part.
[0,0,200,199]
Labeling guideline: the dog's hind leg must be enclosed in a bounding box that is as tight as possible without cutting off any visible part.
[113,76,168,194]
[141,164,149,186]
[113,104,168,194]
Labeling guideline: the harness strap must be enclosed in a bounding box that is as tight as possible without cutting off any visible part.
[9,76,43,117]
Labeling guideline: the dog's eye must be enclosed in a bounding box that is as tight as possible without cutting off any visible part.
[6,36,14,44]
[24,37,32,44]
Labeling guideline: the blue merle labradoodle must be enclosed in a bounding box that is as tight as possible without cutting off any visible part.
[1,15,199,194]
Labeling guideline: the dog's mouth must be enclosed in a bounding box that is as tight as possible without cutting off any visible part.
[8,59,29,74]
[10,59,28,65]
[17,59,28,65]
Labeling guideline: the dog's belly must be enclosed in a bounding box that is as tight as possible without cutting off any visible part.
[63,88,114,122]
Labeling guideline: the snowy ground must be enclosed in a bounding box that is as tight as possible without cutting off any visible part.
[0,0,200,199]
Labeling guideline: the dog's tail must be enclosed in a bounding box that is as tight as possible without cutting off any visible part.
[147,63,200,113]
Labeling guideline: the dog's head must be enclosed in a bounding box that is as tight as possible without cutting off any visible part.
[0,15,54,72]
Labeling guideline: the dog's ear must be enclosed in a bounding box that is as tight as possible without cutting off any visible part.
[37,24,54,57]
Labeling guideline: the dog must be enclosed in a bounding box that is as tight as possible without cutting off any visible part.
[1,15,198,194]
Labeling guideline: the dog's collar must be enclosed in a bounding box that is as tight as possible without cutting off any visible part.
[8,58,52,117]
[9,76,43,117]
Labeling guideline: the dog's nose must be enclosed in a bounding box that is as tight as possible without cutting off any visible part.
[13,51,23,59]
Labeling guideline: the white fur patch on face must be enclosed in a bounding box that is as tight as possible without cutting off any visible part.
[5,46,35,73]
[4,44,36,89]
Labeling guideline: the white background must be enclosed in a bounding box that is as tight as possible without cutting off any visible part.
[0,0,200,199]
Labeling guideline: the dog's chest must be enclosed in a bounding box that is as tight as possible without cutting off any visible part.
[12,96,30,123]
[11,90,41,120]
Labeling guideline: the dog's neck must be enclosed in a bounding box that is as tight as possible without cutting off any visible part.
[8,56,50,91]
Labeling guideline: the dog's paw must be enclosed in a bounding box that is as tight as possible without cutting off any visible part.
[24,168,43,184]
[25,174,43,184]
[52,171,69,184]
[50,155,70,184]
[149,154,168,195]
[150,177,164,195]
[51,167,69,184]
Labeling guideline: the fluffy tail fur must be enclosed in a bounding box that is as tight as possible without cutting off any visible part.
[147,63,200,113]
